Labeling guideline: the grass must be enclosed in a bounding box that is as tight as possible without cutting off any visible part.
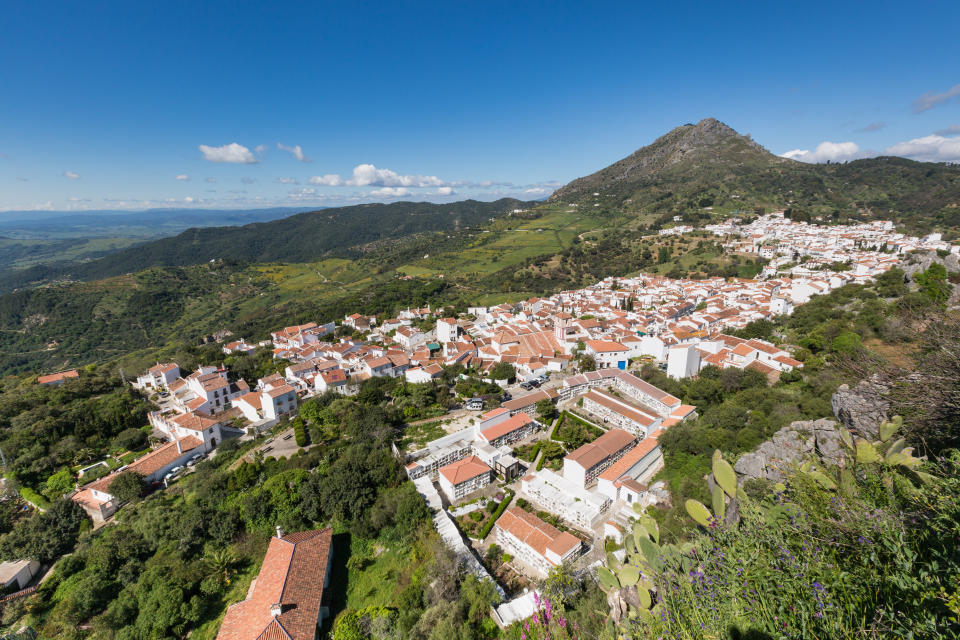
[398,420,447,450]
[345,536,416,610]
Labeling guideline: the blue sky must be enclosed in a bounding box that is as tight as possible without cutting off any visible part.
[1,0,959,211]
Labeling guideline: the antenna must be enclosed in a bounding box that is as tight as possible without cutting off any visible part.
[119,367,127,385]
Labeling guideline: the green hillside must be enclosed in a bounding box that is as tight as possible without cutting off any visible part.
[0,198,532,292]
[551,118,960,233]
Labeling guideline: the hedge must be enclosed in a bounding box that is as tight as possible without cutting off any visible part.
[19,487,51,510]
[478,490,514,541]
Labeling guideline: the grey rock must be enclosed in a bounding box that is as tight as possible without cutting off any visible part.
[734,418,839,483]
[831,380,889,438]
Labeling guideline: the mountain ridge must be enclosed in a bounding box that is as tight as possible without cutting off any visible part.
[549,118,960,230]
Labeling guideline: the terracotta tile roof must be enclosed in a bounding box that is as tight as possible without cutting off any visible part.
[598,430,663,482]
[236,391,263,410]
[479,413,533,443]
[585,339,627,353]
[217,528,333,640]
[565,428,636,471]
[37,370,79,385]
[438,455,492,485]
[172,411,221,432]
[495,507,580,563]
[265,384,296,398]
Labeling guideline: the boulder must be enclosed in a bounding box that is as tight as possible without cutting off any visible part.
[734,418,839,483]
[831,380,889,438]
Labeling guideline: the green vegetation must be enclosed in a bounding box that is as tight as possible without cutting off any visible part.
[596,421,960,639]
[477,491,514,541]
[0,199,532,293]
[551,118,960,238]
[0,369,152,495]
[551,412,603,449]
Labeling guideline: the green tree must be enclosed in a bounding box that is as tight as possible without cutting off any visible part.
[914,263,951,306]
[110,471,145,504]
[489,362,516,381]
[536,399,557,423]
[43,467,74,501]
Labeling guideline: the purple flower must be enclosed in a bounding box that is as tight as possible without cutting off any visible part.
[812,581,824,591]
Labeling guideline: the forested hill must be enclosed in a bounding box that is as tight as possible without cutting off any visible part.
[550,118,960,231]
[1,198,532,292]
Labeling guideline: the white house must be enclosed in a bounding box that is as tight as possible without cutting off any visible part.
[438,455,493,502]
[667,344,700,379]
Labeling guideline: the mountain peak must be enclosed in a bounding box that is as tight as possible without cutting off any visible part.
[549,118,780,204]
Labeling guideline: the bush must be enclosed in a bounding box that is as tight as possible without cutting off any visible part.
[293,418,309,447]
[112,427,148,452]
[478,490,514,540]
[18,487,51,510]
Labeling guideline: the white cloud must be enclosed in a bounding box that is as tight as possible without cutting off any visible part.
[856,122,885,133]
[309,174,344,186]
[277,143,310,163]
[934,124,960,137]
[346,164,444,187]
[184,196,195,203]
[206,177,217,183]
[255,144,267,155]
[175,174,190,181]
[435,187,454,196]
[781,141,862,163]
[241,177,257,185]
[276,177,299,184]
[63,170,80,179]
[913,83,960,113]
[198,142,258,163]
[368,187,412,197]
[884,135,960,163]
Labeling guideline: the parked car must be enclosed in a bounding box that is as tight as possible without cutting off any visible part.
[519,382,533,390]
[500,392,513,401]
[537,374,549,383]
[282,433,294,440]
[466,397,484,410]
[264,437,275,445]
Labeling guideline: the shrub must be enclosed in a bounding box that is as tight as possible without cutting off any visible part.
[478,490,514,540]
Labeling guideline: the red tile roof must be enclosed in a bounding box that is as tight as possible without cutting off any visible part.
[565,428,636,471]
[479,413,533,443]
[217,529,333,640]
[37,370,79,385]
[438,455,492,485]
[495,507,580,563]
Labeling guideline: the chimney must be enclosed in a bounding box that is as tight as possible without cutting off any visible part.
[176,439,182,454]
[275,525,284,539]
[270,602,283,618]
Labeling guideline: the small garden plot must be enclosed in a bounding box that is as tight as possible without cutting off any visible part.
[535,440,566,471]
[398,420,446,450]
[455,491,514,540]
[552,412,604,449]
[512,442,541,462]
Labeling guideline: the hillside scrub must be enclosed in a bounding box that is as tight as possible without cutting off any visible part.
[596,433,960,639]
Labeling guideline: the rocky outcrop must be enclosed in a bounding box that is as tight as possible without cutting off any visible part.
[901,251,960,280]
[735,381,893,483]
[831,380,889,439]
[733,418,842,483]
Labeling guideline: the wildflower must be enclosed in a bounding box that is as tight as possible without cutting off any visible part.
[812,581,824,591]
